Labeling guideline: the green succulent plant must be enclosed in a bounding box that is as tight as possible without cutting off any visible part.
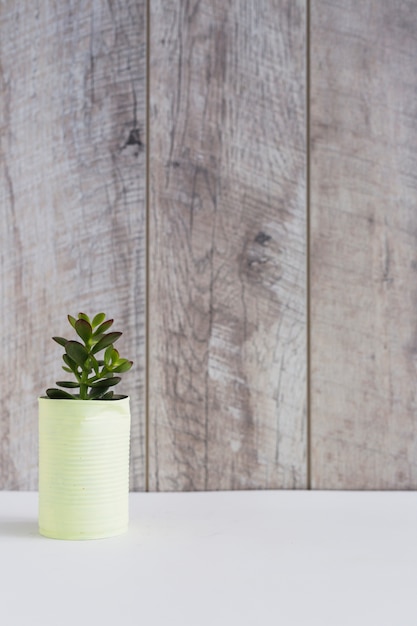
[46,312,133,400]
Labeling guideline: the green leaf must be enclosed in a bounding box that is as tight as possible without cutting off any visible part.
[65,341,89,367]
[56,381,80,388]
[75,319,92,343]
[63,353,78,371]
[78,312,90,323]
[91,376,121,388]
[93,319,114,336]
[104,345,113,366]
[86,372,113,387]
[101,391,114,400]
[91,332,122,354]
[68,315,77,328]
[92,312,106,328]
[46,388,77,399]
[100,371,115,379]
[62,366,73,373]
[88,386,106,399]
[113,359,133,373]
[52,336,69,347]
[89,353,99,376]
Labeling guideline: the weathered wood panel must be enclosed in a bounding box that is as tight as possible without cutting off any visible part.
[311,1,417,488]
[149,0,307,490]
[0,0,146,490]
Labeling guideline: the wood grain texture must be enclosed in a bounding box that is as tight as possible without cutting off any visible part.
[149,0,307,490]
[0,0,146,490]
[311,1,417,488]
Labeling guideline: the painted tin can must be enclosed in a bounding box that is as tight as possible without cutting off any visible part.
[38,397,130,540]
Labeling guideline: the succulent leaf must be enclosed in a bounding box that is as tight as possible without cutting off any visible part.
[75,319,92,343]
[92,312,106,328]
[101,391,114,400]
[104,345,113,366]
[56,381,80,388]
[113,359,133,373]
[78,312,90,323]
[100,372,115,379]
[68,315,77,328]
[91,332,122,354]
[52,336,69,347]
[63,353,78,371]
[89,354,99,375]
[88,386,106,399]
[65,340,89,367]
[93,319,114,336]
[46,388,77,399]
[90,376,121,388]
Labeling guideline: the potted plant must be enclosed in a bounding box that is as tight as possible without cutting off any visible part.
[38,312,133,540]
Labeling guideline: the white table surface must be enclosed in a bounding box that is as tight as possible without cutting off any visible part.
[1,490,416,625]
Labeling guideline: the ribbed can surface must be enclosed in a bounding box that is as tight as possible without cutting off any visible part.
[38,397,131,540]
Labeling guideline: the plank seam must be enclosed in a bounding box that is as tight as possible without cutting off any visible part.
[306,0,312,490]
[145,0,151,492]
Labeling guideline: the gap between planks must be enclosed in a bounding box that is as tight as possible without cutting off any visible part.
[306,0,312,491]
[145,0,151,493]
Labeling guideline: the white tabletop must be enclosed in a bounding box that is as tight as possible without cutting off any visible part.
[1,490,416,625]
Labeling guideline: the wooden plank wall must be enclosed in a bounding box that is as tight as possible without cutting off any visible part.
[0,0,147,490]
[2,0,417,491]
[148,0,307,490]
[310,1,417,489]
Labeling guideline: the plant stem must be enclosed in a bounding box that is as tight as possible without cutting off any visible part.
[86,367,110,386]
[80,370,88,400]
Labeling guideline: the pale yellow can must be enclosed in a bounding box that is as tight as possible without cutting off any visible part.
[38,397,131,540]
